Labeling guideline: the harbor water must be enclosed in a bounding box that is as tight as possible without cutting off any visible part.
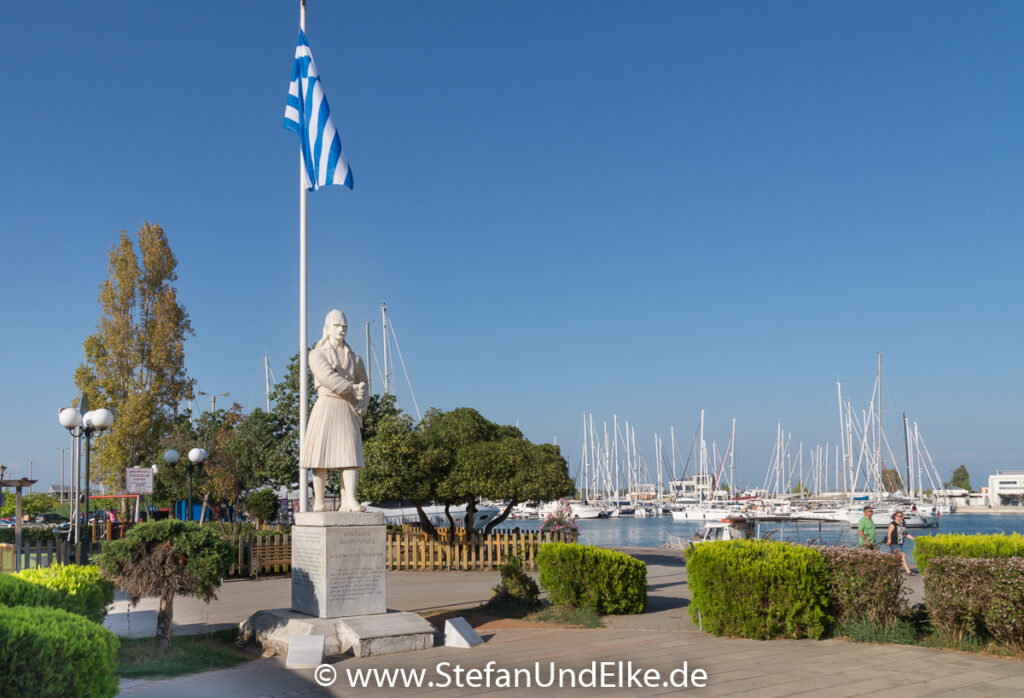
[495,512,1024,563]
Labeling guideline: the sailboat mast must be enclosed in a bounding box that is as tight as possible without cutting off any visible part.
[365,321,371,395]
[581,412,587,500]
[670,426,677,481]
[729,418,736,494]
[264,354,271,412]
[904,412,913,496]
[613,414,619,498]
[877,353,882,488]
[381,303,390,395]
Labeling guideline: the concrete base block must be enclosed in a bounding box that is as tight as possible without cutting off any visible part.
[240,609,436,659]
[337,612,437,658]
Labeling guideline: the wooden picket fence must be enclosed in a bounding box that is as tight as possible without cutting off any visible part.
[0,540,71,573]
[218,527,577,577]
[386,528,576,571]
[227,532,293,578]
[0,525,576,576]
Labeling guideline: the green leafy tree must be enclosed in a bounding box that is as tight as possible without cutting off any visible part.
[74,223,193,494]
[0,493,56,519]
[790,481,810,495]
[95,520,233,652]
[879,468,904,493]
[945,465,972,492]
[360,407,572,539]
[359,412,444,534]
[453,438,574,534]
[245,488,279,529]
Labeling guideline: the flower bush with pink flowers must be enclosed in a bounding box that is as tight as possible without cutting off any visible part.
[540,499,578,536]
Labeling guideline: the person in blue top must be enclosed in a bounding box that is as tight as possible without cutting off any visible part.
[885,511,916,575]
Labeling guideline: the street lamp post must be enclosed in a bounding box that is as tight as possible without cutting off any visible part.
[163,448,206,521]
[187,448,207,521]
[59,402,114,562]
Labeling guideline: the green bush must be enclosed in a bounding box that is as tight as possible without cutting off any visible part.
[913,533,1024,575]
[0,605,119,697]
[924,556,1024,649]
[813,545,908,627]
[537,543,646,614]
[0,573,66,609]
[14,564,115,624]
[491,556,540,608]
[685,540,829,639]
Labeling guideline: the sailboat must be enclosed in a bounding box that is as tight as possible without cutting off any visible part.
[671,411,738,521]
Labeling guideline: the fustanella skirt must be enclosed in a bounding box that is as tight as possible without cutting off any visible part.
[300,394,364,470]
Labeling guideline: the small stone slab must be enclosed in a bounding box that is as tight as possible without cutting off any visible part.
[444,617,483,648]
[336,612,436,658]
[285,634,325,668]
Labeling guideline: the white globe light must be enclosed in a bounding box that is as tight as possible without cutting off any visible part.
[58,408,82,429]
[91,408,114,429]
[163,449,180,465]
[188,448,206,463]
[82,411,96,429]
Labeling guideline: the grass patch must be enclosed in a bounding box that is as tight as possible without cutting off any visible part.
[835,607,1024,661]
[836,618,918,645]
[116,629,252,679]
[532,605,604,628]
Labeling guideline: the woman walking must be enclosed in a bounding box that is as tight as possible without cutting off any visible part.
[885,511,916,575]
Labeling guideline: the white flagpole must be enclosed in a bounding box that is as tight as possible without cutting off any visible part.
[297,0,309,513]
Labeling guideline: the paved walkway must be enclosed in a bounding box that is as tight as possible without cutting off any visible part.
[114,548,1022,697]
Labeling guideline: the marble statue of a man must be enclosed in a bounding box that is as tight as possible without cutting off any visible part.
[300,309,369,512]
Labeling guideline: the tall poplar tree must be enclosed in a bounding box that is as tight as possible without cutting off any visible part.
[74,222,194,492]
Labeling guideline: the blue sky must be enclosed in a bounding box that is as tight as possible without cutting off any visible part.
[2,1,1023,492]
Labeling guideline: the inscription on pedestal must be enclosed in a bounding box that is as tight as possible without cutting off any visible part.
[291,521,387,618]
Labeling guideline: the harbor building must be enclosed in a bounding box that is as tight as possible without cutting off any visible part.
[987,471,1024,507]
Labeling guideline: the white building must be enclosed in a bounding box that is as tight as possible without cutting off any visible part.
[988,471,1024,508]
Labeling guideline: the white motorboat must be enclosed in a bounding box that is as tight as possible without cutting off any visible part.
[671,505,737,522]
[570,502,609,519]
[363,503,500,529]
[692,516,757,543]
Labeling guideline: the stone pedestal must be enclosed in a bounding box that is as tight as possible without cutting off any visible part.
[291,511,387,619]
[242,509,440,658]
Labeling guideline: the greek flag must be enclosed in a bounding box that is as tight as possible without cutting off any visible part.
[284,30,353,191]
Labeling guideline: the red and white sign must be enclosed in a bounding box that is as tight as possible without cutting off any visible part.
[126,467,154,495]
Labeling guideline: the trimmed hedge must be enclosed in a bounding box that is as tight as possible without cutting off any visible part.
[813,545,908,627]
[913,533,1024,575]
[924,556,1024,649]
[14,564,114,624]
[0,573,66,610]
[685,540,829,639]
[537,543,647,614]
[0,605,120,697]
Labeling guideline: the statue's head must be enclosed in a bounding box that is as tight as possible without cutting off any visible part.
[323,309,348,344]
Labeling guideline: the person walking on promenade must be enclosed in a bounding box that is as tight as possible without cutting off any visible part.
[885,511,916,575]
[857,506,877,549]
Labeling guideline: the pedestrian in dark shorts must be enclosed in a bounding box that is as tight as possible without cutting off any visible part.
[885,511,916,575]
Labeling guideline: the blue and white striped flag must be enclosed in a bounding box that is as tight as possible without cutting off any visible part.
[284,30,353,191]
